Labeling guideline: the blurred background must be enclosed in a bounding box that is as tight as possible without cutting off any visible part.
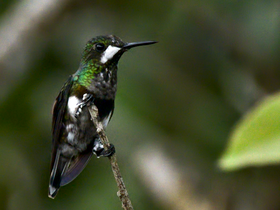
[1,0,280,209]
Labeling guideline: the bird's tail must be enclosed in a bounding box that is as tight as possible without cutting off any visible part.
[48,150,93,199]
[48,151,69,199]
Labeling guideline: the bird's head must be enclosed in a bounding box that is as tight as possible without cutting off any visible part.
[81,35,156,68]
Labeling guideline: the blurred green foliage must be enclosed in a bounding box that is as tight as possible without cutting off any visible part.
[219,93,280,171]
[1,0,280,209]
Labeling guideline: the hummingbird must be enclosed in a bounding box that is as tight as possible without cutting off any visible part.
[48,35,156,199]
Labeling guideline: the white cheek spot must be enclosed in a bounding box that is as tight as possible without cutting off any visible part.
[68,96,80,116]
[100,45,121,64]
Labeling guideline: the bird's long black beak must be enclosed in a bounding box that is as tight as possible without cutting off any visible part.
[123,41,157,49]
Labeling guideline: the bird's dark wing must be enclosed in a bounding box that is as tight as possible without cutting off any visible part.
[49,75,74,198]
[50,75,73,170]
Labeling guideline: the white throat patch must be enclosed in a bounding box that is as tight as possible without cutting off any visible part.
[100,45,121,64]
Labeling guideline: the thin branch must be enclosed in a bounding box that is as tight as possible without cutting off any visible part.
[88,105,134,210]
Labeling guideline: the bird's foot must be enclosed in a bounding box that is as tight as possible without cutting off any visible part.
[94,144,115,158]
[75,94,94,118]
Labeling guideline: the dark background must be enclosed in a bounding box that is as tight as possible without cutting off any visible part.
[1,0,280,209]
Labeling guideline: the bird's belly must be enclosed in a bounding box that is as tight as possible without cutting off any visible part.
[64,94,113,153]
[65,109,97,152]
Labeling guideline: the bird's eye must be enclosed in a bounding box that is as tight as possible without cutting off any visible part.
[95,43,105,52]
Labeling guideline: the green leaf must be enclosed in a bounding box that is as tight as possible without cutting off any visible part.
[218,93,280,171]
